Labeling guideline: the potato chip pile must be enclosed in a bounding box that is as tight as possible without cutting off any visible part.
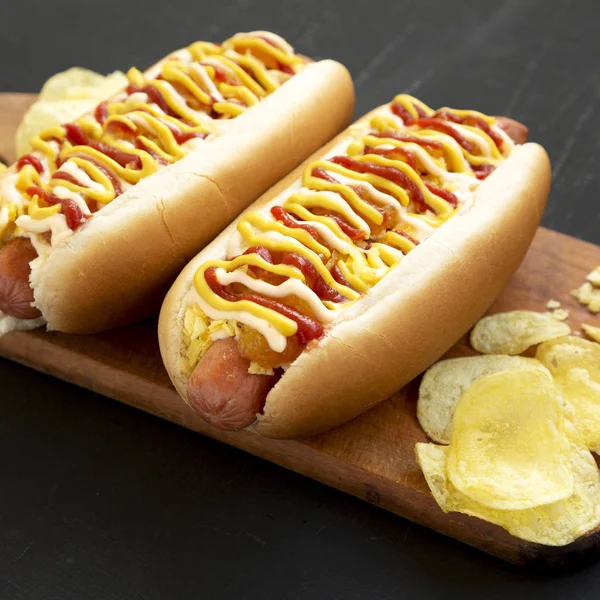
[15,68,127,157]
[416,309,600,546]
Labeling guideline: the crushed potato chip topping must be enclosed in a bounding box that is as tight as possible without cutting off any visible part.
[470,310,571,355]
[182,305,239,372]
[248,362,275,376]
[182,305,270,376]
[546,299,561,310]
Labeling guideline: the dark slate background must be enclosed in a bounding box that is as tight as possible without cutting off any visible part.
[1,1,600,598]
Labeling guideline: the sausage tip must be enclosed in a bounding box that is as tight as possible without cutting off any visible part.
[0,237,41,320]
[187,337,276,431]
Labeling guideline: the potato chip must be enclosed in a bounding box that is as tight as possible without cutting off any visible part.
[417,355,550,444]
[38,68,126,101]
[470,310,571,355]
[0,162,6,174]
[416,441,600,546]
[16,100,94,157]
[582,323,600,344]
[546,299,561,310]
[536,336,600,453]
[446,369,572,510]
[15,68,127,156]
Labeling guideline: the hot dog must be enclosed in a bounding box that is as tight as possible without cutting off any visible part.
[187,336,279,430]
[158,94,551,438]
[0,31,354,334]
[495,116,528,145]
[0,237,39,319]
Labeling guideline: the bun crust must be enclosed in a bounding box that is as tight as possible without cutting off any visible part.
[31,59,355,333]
[159,122,551,438]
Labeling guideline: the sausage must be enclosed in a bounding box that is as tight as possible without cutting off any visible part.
[187,336,278,430]
[0,237,40,319]
[496,116,528,145]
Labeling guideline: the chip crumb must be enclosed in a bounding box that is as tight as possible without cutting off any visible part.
[581,323,600,344]
[551,308,570,321]
[572,281,600,313]
[572,282,594,302]
[546,299,561,310]
[572,268,600,314]
[248,362,274,376]
[586,266,600,287]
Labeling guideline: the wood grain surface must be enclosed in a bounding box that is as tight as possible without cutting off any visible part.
[1,93,599,568]
[0,93,34,164]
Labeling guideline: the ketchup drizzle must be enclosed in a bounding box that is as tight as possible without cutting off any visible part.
[16,154,44,174]
[204,266,323,346]
[26,185,89,230]
[424,182,458,207]
[270,206,320,242]
[331,155,428,213]
[433,109,504,151]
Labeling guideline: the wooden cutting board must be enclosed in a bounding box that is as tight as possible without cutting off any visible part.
[1,94,599,569]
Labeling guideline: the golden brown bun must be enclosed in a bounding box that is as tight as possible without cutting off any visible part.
[29,59,355,333]
[159,116,551,438]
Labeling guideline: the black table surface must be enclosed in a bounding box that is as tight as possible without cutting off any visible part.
[2,1,600,598]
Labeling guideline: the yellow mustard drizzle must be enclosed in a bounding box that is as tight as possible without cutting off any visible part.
[188,94,515,365]
[0,31,306,243]
[194,254,304,339]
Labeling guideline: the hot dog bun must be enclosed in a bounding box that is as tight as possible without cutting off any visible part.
[0,31,354,333]
[25,60,353,333]
[159,104,550,438]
